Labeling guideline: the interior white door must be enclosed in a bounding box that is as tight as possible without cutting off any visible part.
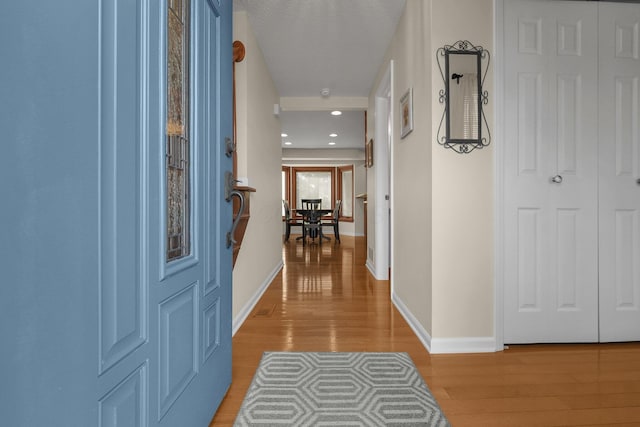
[598,2,640,342]
[503,0,600,343]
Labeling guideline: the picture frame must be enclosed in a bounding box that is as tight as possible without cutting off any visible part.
[400,88,414,139]
[365,139,374,168]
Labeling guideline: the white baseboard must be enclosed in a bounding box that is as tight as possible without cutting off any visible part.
[430,337,497,354]
[392,292,497,354]
[365,259,389,280]
[365,259,377,278]
[391,293,433,352]
[232,261,283,336]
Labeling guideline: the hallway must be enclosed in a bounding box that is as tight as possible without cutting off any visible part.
[210,236,640,426]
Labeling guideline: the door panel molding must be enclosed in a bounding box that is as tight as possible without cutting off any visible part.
[517,73,542,174]
[203,297,222,361]
[556,209,578,309]
[203,1,222,296]
[98,362,148,427]
[557,74,580,174]
[98,0,148,376]
[158,282,199,420]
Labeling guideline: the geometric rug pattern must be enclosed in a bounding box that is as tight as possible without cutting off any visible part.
[233,352,451,426]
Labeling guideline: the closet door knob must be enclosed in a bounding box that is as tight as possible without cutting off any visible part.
[551,175,563,184]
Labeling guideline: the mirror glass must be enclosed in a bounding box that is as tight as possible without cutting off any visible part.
[447,53,480,141]
[437,40,490,154]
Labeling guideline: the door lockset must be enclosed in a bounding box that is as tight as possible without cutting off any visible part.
[225,137,235,158]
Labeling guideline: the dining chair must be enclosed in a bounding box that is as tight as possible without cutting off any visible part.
[302,217,321,244]
[301,198,322,210]
[299,199,321,244]
[322,200,342,243]
[282,200,301,242]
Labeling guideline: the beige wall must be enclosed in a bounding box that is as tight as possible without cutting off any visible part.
[431,0,494,341]
[370,0,495,351]
[370,0,434,337]
[232,11,284,326]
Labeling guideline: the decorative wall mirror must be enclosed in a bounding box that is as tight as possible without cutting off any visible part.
[436,40,490,154]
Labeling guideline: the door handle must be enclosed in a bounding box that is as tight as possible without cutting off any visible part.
[226,190,245,248]
[550,175,563,184]
[224,171,245,248]
[636,178,640,185]
[224,171,240,200]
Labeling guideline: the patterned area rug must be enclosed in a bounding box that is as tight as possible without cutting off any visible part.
[234,352,450,426]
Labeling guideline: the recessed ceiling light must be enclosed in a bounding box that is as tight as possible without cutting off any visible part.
[284,141,292,145]
[281,133,288,137]
[329,133,338,137]
[328,142,336,146]
[330,110,342,116]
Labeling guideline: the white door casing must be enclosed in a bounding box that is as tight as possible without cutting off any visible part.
[369,61,393,281]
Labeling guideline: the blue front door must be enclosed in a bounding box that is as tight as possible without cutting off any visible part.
[0,0,233,425]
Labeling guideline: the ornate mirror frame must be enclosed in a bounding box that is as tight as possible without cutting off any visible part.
[436,40,490,154]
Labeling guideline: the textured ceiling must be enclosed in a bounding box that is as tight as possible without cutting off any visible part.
[234,0,406,149]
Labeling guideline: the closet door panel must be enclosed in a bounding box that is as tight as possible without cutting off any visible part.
[598,3,640,342]
[503,0,599,343]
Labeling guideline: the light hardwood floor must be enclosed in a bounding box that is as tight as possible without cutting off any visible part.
[210,235,640,426]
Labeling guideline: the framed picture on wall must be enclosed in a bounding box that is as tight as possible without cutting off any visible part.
[365,139,373,168]
[400,88,413,139]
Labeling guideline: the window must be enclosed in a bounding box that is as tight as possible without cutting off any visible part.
[281,166,290,216]
[166,0,190,261]
[282,166,354,222]
[337,165,353,220]
[292,167,334,211]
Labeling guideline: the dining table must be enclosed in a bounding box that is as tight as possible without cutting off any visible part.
[294,208,333,243]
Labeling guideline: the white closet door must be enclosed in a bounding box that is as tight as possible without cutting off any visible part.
[503,0,599,343]
[598,3,640,342]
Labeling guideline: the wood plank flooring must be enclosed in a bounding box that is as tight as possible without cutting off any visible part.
[210,236,640,426]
